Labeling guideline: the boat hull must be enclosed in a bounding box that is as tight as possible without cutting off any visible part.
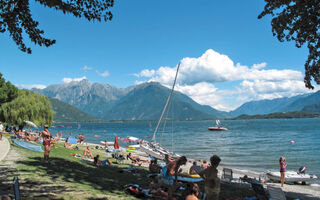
[208,127,228,131]
[266,171,318,183]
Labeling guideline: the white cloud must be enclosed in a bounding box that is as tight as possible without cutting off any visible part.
[15,84,47,90]
[133,69,155,77]
[134,49,314,111]
[96,70,110,77]
[82,65,93,71]
[62,76,87,83]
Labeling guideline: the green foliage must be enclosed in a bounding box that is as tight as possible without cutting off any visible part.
[259,0,320,89]
[49,97,102,122]
[233,111,320,120]
[0,89,54,126]
[0,73,18,104]
[0,0,114,54]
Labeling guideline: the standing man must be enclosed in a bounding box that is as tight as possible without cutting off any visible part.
[199,155,221,200]
[0,121,4,140]
[42,125,52,163]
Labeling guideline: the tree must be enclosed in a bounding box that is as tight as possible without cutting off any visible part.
[0,89,55,127]
[0,0,114,54]
[258,0,320,89]
[0,73,18,104]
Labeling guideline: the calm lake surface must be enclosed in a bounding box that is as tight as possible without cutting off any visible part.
[51,118,320,177]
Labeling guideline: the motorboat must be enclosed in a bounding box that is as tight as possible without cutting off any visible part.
[208,120,228,131]
[266,170,318,184]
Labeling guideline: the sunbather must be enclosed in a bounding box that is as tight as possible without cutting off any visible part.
[127,153,148,164]
[93,154,111,166]
[83,146,94,159]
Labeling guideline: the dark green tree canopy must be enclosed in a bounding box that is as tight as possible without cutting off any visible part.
[0,73,18,104]
[0,0,114,54]
[0,89,54,126]
[259,0,320,89]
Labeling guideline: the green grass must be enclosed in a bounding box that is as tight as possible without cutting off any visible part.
[5,138,150,199]
[3,135,256,199]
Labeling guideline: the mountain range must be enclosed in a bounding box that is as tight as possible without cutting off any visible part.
[33,80,229,120]
[32,80,320,121]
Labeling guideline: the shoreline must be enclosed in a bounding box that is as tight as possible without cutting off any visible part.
[2,135,319,199]
[85,141,320,199]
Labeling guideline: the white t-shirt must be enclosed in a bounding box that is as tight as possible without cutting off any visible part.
[0,124,4,133]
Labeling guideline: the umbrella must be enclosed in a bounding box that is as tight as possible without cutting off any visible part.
[23,120,37,128]
[67,136,77,145]
[114,136,119,149]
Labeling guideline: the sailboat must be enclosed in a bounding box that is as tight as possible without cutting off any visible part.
[208,120,228,131]
[140,63,181,160]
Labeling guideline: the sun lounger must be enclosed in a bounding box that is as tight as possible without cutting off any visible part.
[222,168,240,182]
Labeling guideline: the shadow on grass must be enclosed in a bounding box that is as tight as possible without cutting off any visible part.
[16,156,150,199]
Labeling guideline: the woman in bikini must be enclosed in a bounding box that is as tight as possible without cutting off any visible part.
[42,125,52,163]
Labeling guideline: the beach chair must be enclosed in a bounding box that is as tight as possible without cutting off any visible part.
[267,185,286,200]
[12,176,20,200]
[251,182,269,200]
[221,168,240,182]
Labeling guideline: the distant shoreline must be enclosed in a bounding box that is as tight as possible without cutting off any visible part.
[53,111,320,123]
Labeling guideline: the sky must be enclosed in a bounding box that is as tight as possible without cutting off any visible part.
[0,0,318,111]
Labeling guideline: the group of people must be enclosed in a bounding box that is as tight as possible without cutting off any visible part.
[147,154,221,200]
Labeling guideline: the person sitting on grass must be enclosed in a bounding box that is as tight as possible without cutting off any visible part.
[93,154,111,166]
[83,146,94,159]
[64,140,72,148]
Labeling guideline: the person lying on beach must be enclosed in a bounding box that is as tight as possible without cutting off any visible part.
[83,146,94,159]
[93,154,111,166]
[127,153,149,164]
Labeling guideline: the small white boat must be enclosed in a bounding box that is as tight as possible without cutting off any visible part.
[208,120,228,131]
[100,141,115,145]
[266,171,318,184]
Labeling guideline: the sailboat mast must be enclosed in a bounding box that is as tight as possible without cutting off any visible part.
[152,63,181,142]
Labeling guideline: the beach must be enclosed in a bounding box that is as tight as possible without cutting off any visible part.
[1,135,320,199]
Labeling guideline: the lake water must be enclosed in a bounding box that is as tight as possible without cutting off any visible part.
[50,118,320,177]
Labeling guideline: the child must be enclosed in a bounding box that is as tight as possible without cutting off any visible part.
[279,156,287,187]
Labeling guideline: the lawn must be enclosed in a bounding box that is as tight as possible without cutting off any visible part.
[1,135,256,199]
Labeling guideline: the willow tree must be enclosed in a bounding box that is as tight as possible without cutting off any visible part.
[0,73,18,104]
[259,0,320,89]
[0,89,54,127]
[0,0,114,54]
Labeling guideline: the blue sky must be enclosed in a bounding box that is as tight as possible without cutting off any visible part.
[0,0,317,111]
